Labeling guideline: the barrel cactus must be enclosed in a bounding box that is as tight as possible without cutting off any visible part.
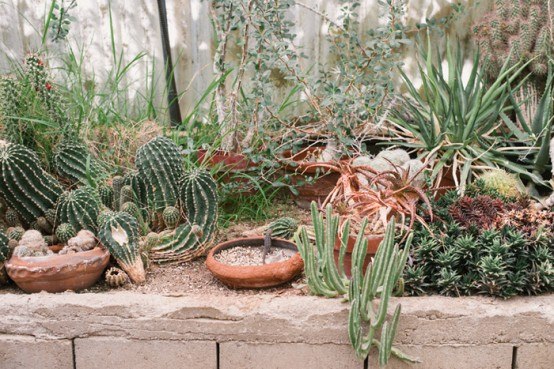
[55,187,101,231]
[480,169,524,199]
[119,185,135,208]
[151,169,218,263]
[7,226,24,241]
[98,184,114,209]
[5,208,19,227]
[123,171,149,208]
[53,139,106,185]
[55,223,76,244]
[0,231,10,263]
[111,176,124,209]
[135,136,184,211]
[98,211,145,283]
[162,206,180,229]
[267,217,299,240]
[105,267,129,288]
[0,140,63,225]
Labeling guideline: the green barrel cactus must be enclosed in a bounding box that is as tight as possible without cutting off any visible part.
[5,208,19,227]
[111,176,124,209]
[53,139,106,185]
[7,226,24,241]
[268,217,299,239]
[0,140,63,225]
[162,206,180,229]
[55,223,76,244]
[123,171,149,208]
[98,211,145,283]
[119,185,135,208]
[55,187,101,231]
[135,136,184,211]
[151,169,218,263]
[0,231,10,263]
[98,185,114,209]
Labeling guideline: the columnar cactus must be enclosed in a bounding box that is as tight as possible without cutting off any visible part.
[98,185,114,209]
[55,223,76,244]
[123,171,149,208]
[111,176,124,209]
[5,208,19,227]
[151,170,218,263]
[98,211,145,283]
[119,185,135,208]
[135,136,184,211]
[0,140,63,224]
[55,187,101,231]
[0,231,9,263]
[53,139,105,185]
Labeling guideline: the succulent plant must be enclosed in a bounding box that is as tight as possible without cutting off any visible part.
[267,217,299,239]
[376,148,410,166]
[479,169,523,199]
[122,171,149,208]
[0,140,63,225]
[7,226,24,241]
[55,223,76,244]
[119,185,135,209]
[53,139,106,185]
[36,216,53,234]
[162,206,180,229]
[135,136,184,211]
[97,211,145,283]
[98,185,114,209]
[105,267,129,288]
[111,176,125,209]
[55,187,101,231]
[0,231,10,262]
[5,208,19,227]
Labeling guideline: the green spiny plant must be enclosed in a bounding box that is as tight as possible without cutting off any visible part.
[120,201,148,235]
[7,226,24,241]
[162,206,180,229]
[267,217,299,240]
[98,184,114,208]
[55,187,101,231]
[55,223,76,244]
[0,231,10,263]
[111,176,125,209]
[479,169,524,199]
[119,185,135,209]
[36,216,52,234]
[5,208,19,227]
[0,140,63,225]
[135,136,184,211]
[122,171,149,208]
[97,211,145,283]
[53,139,106,186]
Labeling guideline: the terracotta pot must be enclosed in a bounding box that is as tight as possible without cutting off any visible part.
[206,237,304,289]
[435,167,457,198]
[197,149,255,172]
[280,147,343,209]
[334,234,383,278]
[5,246,110,293]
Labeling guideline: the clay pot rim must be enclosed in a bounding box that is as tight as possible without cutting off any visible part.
[207,237,300,272]
[5,246,109,273]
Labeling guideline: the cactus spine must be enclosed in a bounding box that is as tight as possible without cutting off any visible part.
[5,208,19,227]
[55,187,101,231]
[0,141,63,225]
[162,206,180,229]
[0,231,9,263]
[98,211,145,283]
[135,136,184,211]
[53,139,105,185]
[267,217,299,239]
[98,185,114,209]
[56,223,76,244]
[150,169,218,263]
[123,171,149,208]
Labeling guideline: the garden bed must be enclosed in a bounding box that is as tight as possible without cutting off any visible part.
[0,290,552,369]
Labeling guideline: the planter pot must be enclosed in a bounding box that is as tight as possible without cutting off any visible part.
[197,149,257,195]
[435,167,457,198]
[280,147,343,209]
[5,246,110,293]
[206,237,304,289]
[334,234,383,278]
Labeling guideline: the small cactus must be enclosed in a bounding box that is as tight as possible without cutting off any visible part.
[97,211,145,283]
[7,226,24,241]
[5,208,19,227]
[36,216,53,234]
[111,176,125,209]
[162,206,180,229]
[56,223,76,244]
[123,171,149,208]
[98,185,114,209]
[376,149,410,166]
[55,187,101,231]
[267,217,299,239]
[0,231,10,263]
[105,267,129,288]
[480,169,524,199]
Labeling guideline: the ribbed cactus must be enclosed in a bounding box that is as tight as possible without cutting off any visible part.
[268,217,299,239]
[119,185,135,208]
[162,206,180,229]
[0,231,9,262]
[55,187,101,231]
[0,140,63,225]
[53,139,106,185]
[98,184,114,209]
[473,0,551,78]
[135,136,184,211]
[122,171,149,208]
[5,208,19,227]
[7,226,24,241]
[55,223,76,244]
[111,176,124,209]
[151,169,218,263]
[97,211,145,283]
[295,202,414,364]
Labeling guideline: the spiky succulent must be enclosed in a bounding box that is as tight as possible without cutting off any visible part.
[55,187,101,231]
[111,176,124,209]
[98,185,114,209]
[0,141,63,225]
[105,267,129,288]
[55,223,76,244]
[162,206,180,229]
[97,211,145,283]
[4,208,19,227]
[267,217,299,239]
[119,185,135,209]
[7,226,24,241]
[122,171,148,208]
[53,139,106,185]
[0,231,10,262]
[479,169,523,199]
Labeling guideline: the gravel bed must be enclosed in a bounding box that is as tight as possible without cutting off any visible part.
[214,246,296,266]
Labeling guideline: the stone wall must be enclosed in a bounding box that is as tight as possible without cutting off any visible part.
[0,292,552,368]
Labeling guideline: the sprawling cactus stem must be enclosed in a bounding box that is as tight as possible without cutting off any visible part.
[55,187,101,231]
[53,139,106,186]
[151,169,218,263]
[295,202,415,364]
[98,211,145,283]
[135,136,184,211]
[0,140,63,225]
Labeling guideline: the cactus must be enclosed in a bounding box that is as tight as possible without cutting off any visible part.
[135,136,184,211]
[111,176,124,209]
[55,187,101,231]
[119,185,135,208]
[45,208,57,225]
[0,231,10,262]
[97,211,145,283]
[150,169,218,263]
[295,202,414,363]
[480,169,524,199]
[36,216,53,234]
[7,226,24,241]
[162,206,180,229]
[123,171,149,208]
[267,217,299,239]
[5,208,19,227]
[53,139,106,185]
[98,185,114,209]
[0,140,63,225]
[105,267,129,288]
[376,149,410,166]
[55,223,76,244]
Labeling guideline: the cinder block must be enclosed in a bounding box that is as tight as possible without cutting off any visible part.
[516,343,554,369]
[220,341,361,369]
[75,337,216,369]
[369,344,513,369]
[0,335,73,369]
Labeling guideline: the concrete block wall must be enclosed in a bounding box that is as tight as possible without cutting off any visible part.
[0,292,552,368]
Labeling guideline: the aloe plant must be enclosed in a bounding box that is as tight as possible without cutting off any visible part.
[295,202,415,365]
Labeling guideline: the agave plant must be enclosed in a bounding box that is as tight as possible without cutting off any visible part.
[389,36,543,192]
